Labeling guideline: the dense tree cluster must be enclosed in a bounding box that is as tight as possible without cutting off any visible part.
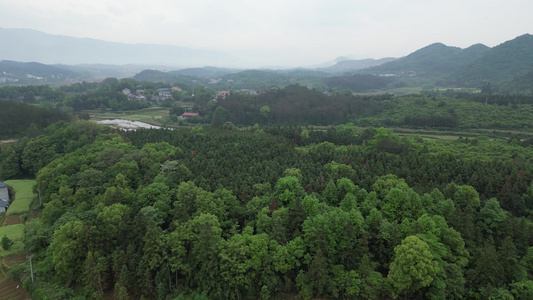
[207,85,387,126]
[0,121,109,178]
[0,100,72,139]
[424,89,533,106]
[176,85,533,131]
[324,74,394,92]
[1,121,532,299]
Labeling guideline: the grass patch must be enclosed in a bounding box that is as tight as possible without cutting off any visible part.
[3,180,35,216]
[0,225,24,257]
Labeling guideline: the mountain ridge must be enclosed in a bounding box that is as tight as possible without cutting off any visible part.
[359,42,490,76]
[451,34,533,85]
[1,29,533,92]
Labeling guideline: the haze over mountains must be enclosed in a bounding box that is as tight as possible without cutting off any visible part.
[1,27,533,92]
[317,57,397,74]
[0,27,240,67]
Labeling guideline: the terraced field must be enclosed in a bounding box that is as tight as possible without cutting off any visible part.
[3,255,26,268]
[3,180,35,216]
[3,216,21,227]
[0,180,33,299]
[0,279,30,300]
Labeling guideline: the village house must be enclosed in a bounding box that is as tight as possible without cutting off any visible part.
[158,90,172,98]
[0,200,9,213]
[0,182,8,201]
[181,112,199,119]
[218,91,230,99]
[0,182,10,213]
[122,88,131,95]
[152,96,164,102]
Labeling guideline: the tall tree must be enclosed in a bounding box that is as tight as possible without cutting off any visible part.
[387,235,439,298]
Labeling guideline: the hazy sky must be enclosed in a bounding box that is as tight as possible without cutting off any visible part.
[0,0,531,67]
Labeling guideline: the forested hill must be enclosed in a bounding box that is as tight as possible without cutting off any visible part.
[0,60,80,84]
[359,34,533,89]
[360,43,490,77]
[452,34,533,85]
[3,121,533,299]
[0,60,75,77]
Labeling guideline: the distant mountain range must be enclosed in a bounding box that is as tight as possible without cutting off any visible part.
[0,27,241,67]
[1,28,533,91]
[360,34,533,87]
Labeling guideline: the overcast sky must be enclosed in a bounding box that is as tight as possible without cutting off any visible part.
[0,0,531,67]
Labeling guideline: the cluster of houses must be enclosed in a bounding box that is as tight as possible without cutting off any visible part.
[118,87,262,120]
[121,87,260,103]
[0,182,10,213]
[215,89,258,99]
[121,87,182,102]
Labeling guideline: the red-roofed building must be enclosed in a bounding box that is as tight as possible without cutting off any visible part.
[218,91,230,99]
[181,112,199,118]
[171,87,182,91]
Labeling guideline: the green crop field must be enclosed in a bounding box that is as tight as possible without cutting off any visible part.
[0,224,24,257]
[3,180,35,216]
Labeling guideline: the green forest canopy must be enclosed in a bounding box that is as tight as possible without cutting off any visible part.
[2,119,533,299]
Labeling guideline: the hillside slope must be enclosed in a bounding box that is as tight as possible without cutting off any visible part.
[452,34,533,85]
[360,43,490,77]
